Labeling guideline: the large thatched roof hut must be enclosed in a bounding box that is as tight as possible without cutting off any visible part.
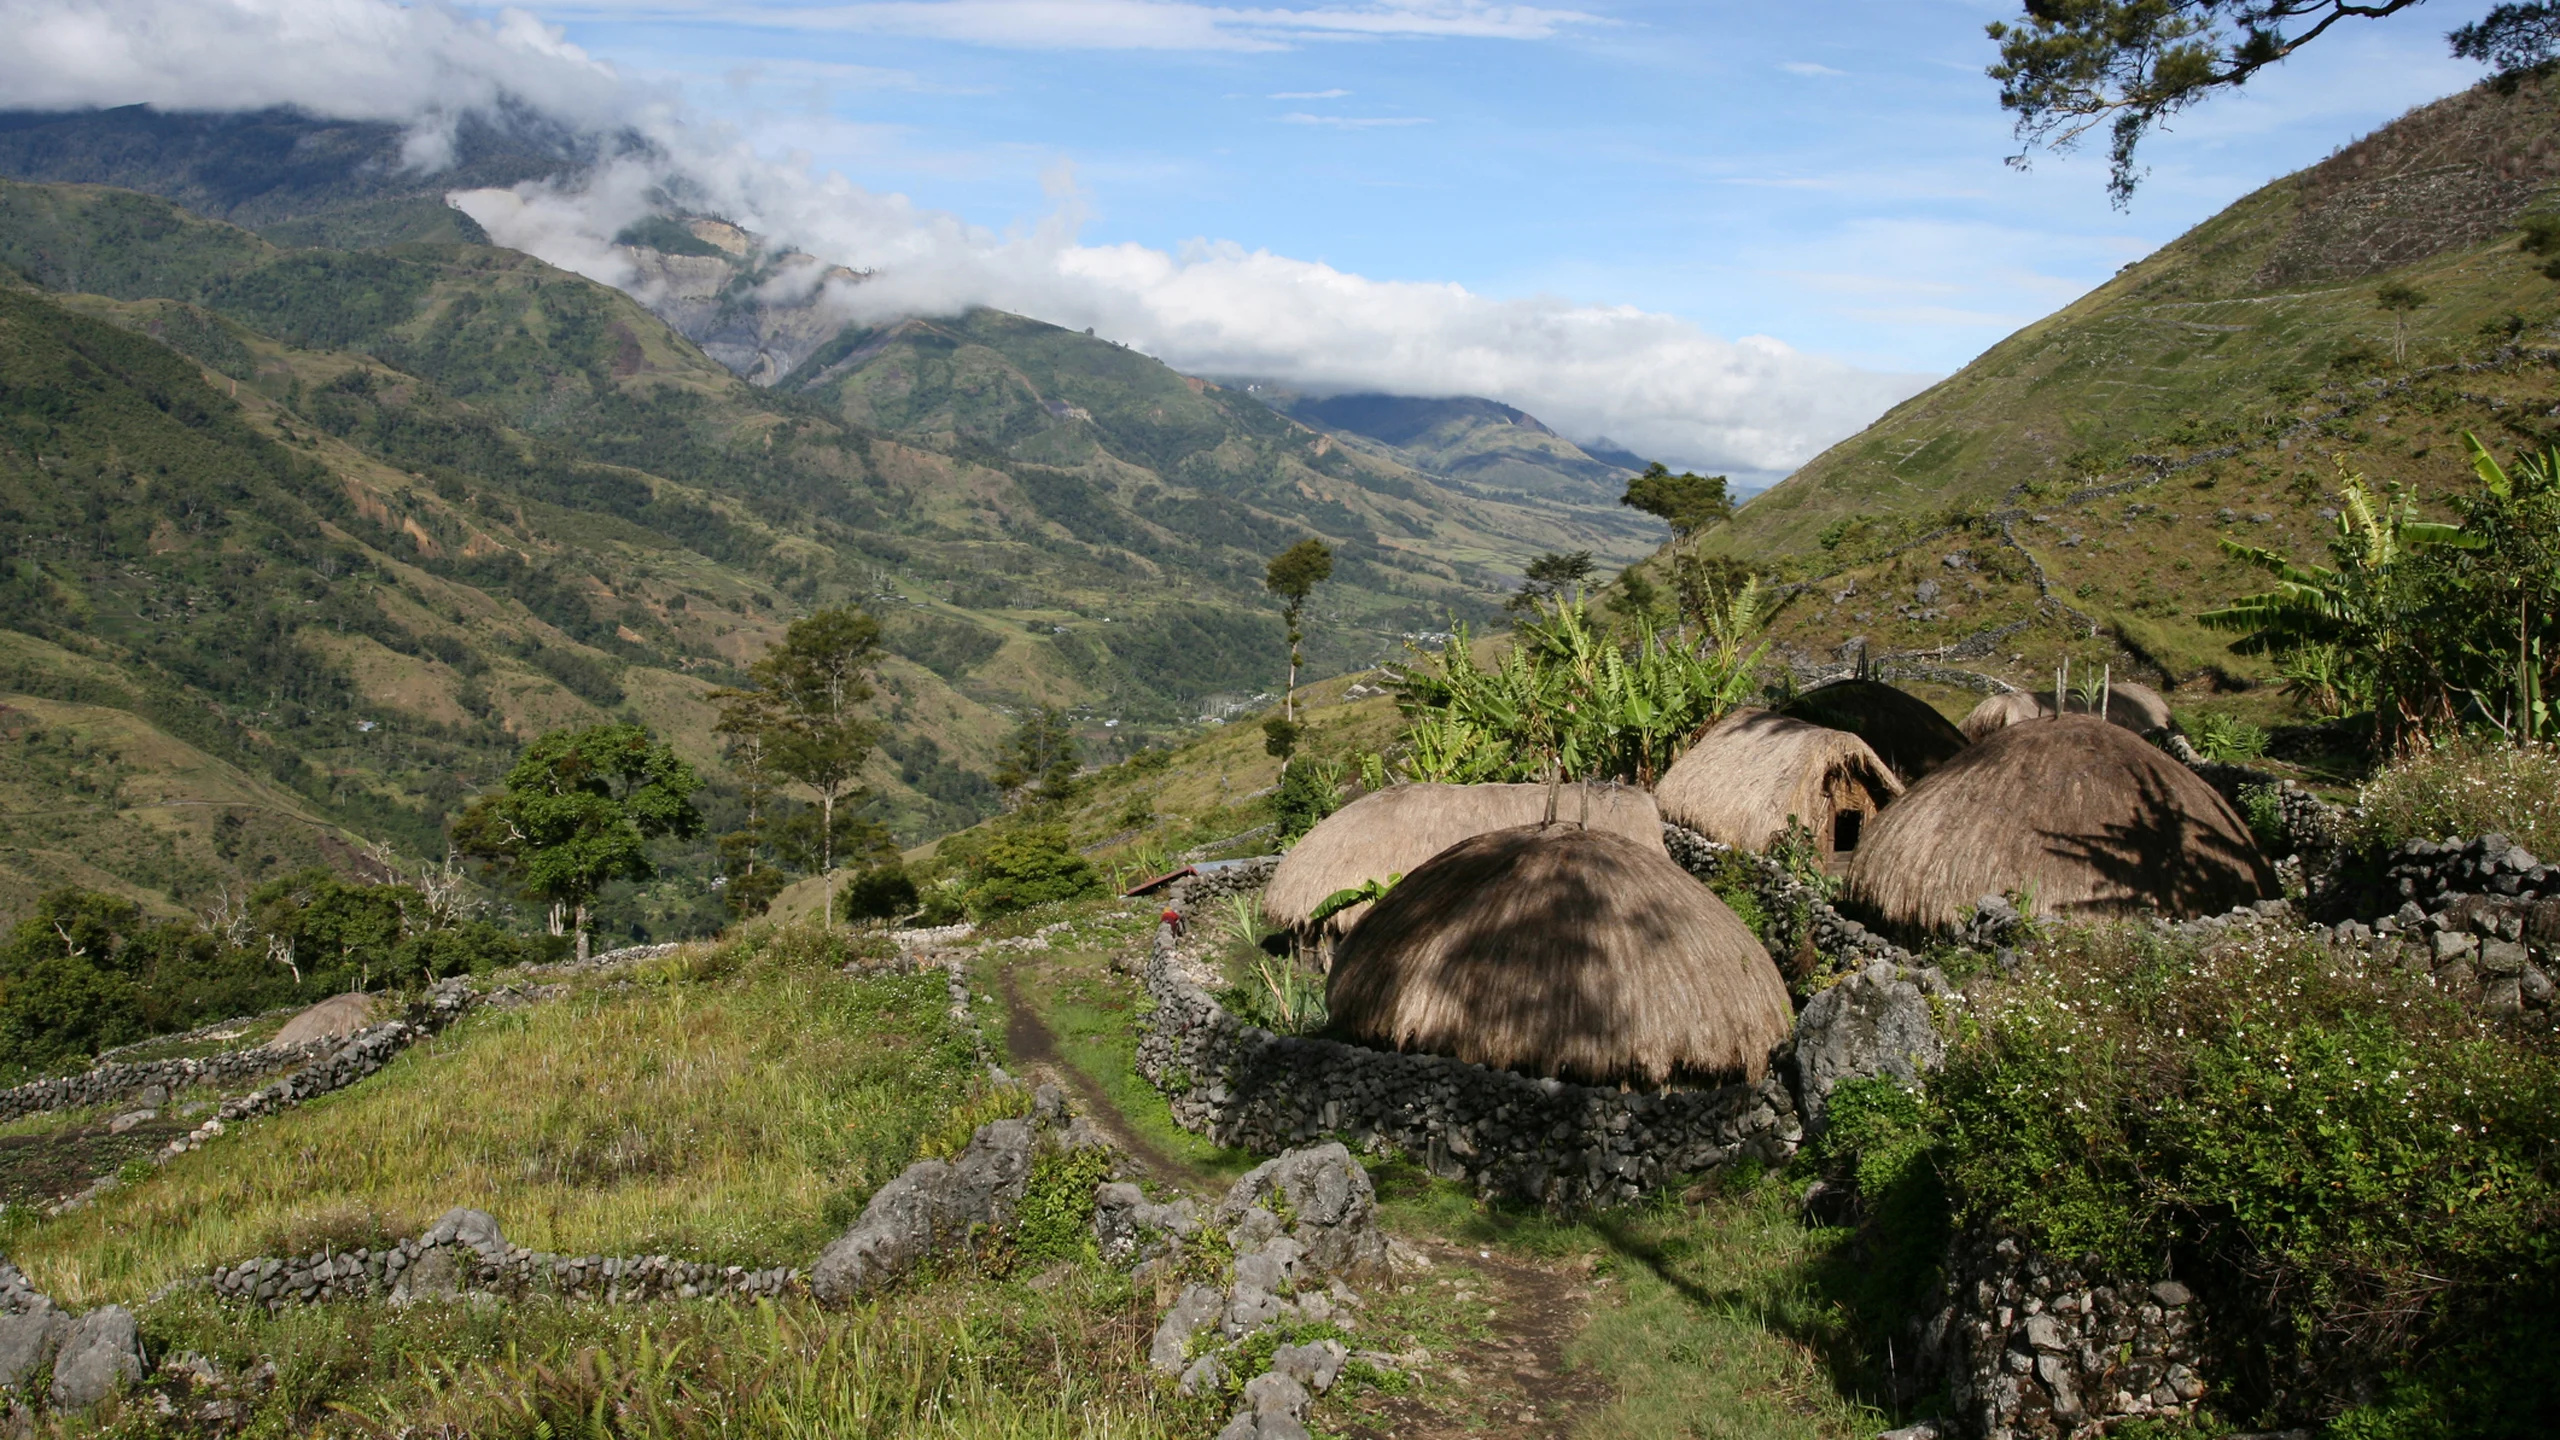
[1326,824,1794,1086]
[1959,681,2175,741]
[1845,714,2274,932]
[1655,708,1903,863]
[1262,782,1664,938]
[1776,679,1969,784]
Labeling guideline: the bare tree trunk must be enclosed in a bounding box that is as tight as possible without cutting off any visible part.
[576,904,590,965]
[821,788,836,931]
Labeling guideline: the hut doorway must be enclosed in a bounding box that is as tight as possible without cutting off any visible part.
[1832,809,1863,855]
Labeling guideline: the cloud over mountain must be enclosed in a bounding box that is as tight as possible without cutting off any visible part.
[0,0,1930,479]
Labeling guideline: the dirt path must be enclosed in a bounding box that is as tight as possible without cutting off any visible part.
[998,966,1219,1197]
[998,960,1613,1437]
[1337,1236,1613,1440]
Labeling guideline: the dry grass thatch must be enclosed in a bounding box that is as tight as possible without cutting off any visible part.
[1654,708,1904,861]
[1776,679,1970,784]
[1325,824,1794,1086]
[1959,681,2175,741]
[1846,714,2275,932]
[1262,782,1664,932]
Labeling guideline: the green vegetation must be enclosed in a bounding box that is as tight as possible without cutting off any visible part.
[1262,537,1335,762]
[712,609,887,927]
[1620,462,1734,540]
[1395,594,1764,786]
[2353,735,2560,856]
[12,925,980,1304]
[452,724,703,960]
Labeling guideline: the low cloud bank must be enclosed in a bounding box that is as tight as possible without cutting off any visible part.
[1,0,1931,479]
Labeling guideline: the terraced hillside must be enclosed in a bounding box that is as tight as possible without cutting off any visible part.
[1694,72,2560,694]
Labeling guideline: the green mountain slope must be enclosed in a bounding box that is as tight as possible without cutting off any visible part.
[0,174,1615,930]
[1688,72,2560,693]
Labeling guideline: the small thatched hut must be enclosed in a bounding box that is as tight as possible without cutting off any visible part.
[1262,782,1664,941]
[1845,714,2274,932]
[1776,679,1969,784]
[1326,824,1794,1086]
[1959,681,2176,741]
[1655,708,1903,863]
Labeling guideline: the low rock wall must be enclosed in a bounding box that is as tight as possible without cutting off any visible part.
[1169,857,1282,911]
[206,1208,797,1311]
[1921,1233,2208,1440]
[1135,924,1800,1207]
[0,1039,342,1127]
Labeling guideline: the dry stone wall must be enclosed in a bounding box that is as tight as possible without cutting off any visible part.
[1135,922,1802,1206]
[1920,1234,2208,1440]
[206,1208,797,1310]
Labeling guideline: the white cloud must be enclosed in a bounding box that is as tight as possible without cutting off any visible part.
[1779,61,1842,76]
[1270,87,1351,98]
[526,0,1607,51]
[4,0,1931,479]
[1278,112,1430,127]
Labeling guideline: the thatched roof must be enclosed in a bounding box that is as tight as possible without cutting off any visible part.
[1655,708,1903,860]
[1845,714,2275,932]
[1325,824,1794,1086]
[1959,681,2175,741]
[1262,782,1664,931]
[274,993,378,1048]
[1777,679,1969,784]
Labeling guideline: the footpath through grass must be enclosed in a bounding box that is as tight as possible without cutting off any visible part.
[10,930,986,1305]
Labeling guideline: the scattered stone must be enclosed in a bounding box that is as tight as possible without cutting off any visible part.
[1149,1283,1225,1376]
[1791,961,1946,1133]
[0,1305,66,1388]
[1214,1144,1389,1279]
[107,1109,157,1134]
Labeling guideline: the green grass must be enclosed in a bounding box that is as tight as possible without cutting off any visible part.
[2354,736,2560,857]
[86,1275,1182,1438]
[8,932,982,1305]
[1037,966,1260,1185]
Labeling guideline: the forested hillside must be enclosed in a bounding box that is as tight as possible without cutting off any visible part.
[0,171,1647,932]
[1686,71,2560,692]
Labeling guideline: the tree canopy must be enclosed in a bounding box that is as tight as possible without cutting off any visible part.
[453,723,702,958]
[1620,463,1734,539]
[1986,1,2559,204]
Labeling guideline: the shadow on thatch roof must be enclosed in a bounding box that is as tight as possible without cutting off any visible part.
[1263,782,1663,934]
[1846,715,2273,933]
[1776,679,1969,784]
[1655,708,1902,863]
[1959,681,2174,742]
[1326,824,1793,1087]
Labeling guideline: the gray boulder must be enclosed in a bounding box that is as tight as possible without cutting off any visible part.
[50,1305,142,1409]
[811,1119,1035,1306]
[398,1207,509,1300]
[1790,961,1946,1133]
[1214,1143,1389,1279]
[1149,1282,1225,1375]
[0,1305,65,1388]
[1092,1182,1198,1268]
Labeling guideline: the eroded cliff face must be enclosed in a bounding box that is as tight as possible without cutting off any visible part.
[620,219,868,386]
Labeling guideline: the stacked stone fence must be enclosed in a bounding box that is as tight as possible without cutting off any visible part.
[205,1208,798,1311]
[1134,922,1802,1207]
[1168,857,1281,912]
[0,1038,344,1128]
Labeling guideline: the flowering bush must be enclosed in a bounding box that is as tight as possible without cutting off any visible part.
[2354,737,2560,859]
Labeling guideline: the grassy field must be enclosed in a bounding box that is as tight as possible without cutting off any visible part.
[6,930,988,1306]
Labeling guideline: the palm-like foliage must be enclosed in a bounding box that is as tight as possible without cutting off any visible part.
[2198,469,2474,742]
[1392,589,1767,785]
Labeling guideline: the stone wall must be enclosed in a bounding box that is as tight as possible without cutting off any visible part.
[1920,1233,2208,1440]
[1169,857,1282,911]
[1134,923,1801,1207]
[0,1038,343,1127]
[205,1207,797,1310]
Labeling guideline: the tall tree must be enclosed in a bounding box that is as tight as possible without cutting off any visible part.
[992,706,1082,809]
[1986,1,2560,205]
[718,608,883,931]
[2375,280,2428,367]
[1620,463,1734,540]
[1265,538,1335,739]
[451,724,702,962]
[1507,551,1597,614]
[711,686,788,919]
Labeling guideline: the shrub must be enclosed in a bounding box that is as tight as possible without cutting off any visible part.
[960,826,1101,918]
[837,863,920,925]
[2237,782,2286,855]
[2186,709,2269,761]
[2355,736,2560,858]
[1271,757,1344,843]
[1925,927,2560,1426]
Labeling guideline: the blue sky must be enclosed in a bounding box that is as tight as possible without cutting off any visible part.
[1,0,2516,477]
[531,0,2507,376]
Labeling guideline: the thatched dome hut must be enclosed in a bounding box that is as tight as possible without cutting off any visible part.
[1655,708,1903,863]
[1776,679,1969,784]
[1262,782,1663,940]
[1845,714,2274,933]
[1959,681,2176,741]
[1326,824,1794,1086]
